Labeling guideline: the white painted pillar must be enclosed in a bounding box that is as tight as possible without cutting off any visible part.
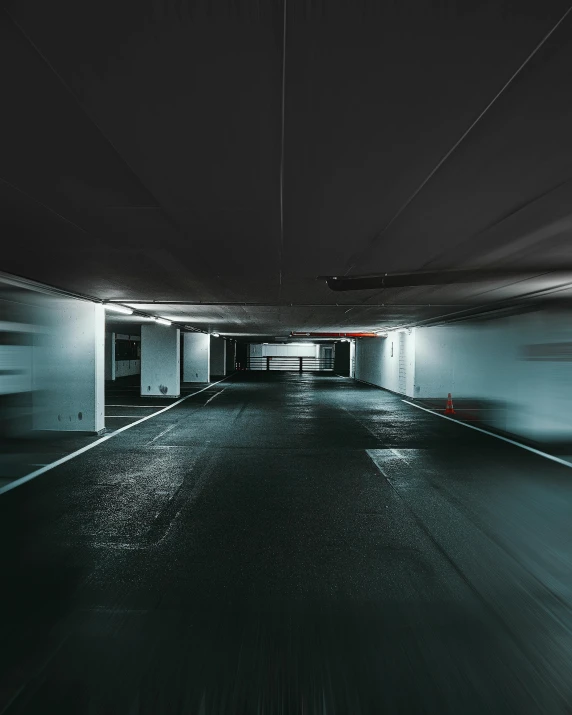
[350,340,356,378]
[32,299,105,434]
[210,335,226,377]
[105,332,116,381]
[183,333,210,383]
[140,324,180,398]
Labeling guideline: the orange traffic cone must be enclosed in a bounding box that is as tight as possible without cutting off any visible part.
[445,393,455,414]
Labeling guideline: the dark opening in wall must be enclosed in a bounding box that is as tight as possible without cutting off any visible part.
[115,339,139,361]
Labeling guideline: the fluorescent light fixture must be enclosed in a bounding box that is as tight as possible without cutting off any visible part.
[155,317,172,326]
[212,332,220,338]
[104,303,133,315]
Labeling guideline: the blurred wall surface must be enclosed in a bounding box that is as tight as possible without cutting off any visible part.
[0,296,36,437]
[32,299,105,433]
[1,285,105,436]
[356,308,572,444]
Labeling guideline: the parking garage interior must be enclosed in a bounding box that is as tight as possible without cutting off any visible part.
[4,1,572,712]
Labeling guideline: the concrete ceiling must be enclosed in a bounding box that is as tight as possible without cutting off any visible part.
[2,0,572,336]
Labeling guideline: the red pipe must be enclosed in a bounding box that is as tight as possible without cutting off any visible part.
[290,332,379,338]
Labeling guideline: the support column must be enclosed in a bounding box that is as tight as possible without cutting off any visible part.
[33,299,105,434]
[210,335,226,378]
[349,340,356,378]
[141,324,180,397]
[183,333,210,383]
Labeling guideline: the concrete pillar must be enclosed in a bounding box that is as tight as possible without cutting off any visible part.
[105,332,116,381]
[350,340,356,378]
[183,333,210,382]
[32,299,105,434]
[141,324,180,398]
[210,335,226,377]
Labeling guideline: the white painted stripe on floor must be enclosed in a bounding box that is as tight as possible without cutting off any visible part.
[0,375,234,496]
[402,399,572,470]
[203,389,225,406]
[146,423,178,445]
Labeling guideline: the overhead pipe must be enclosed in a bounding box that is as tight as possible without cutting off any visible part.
[290,331,378,338]
[320,269,556,292]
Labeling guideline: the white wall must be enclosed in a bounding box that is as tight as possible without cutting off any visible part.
[349,340,356,378]
[0,321,34,394]
[141,324,180,397]
[210,336,226,376]
[355,309,572,443]
[183,333,210,382]
[414,323,508,400]
[415,311,572,442]
[355,330,416,397]
[115,360,141,378]
[32,299,105,433]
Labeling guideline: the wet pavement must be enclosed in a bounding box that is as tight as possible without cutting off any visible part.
[1,372,572,713]
[0,377,213,489]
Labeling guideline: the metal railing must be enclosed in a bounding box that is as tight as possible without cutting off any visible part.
[247,356,335,371]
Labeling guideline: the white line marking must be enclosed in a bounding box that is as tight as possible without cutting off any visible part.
[105,415,148,418]
[0,376,234,496]
[421,408,505,411]
[203,389,225,406]
[147,423,178,445]
[402,399,572,470]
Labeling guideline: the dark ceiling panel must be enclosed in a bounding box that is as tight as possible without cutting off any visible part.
[283,1,572,279]
[3,0,283,284]
[2,0,571,335]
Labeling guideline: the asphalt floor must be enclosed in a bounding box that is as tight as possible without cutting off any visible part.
[1,372,572,713]
[0,377,216,488]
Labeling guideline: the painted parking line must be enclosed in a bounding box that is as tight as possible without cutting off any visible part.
[146,423,178,445]
[402,399,572,470]
[105,415,153,418]
[0,375,235,496]
[203,390,225,406]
